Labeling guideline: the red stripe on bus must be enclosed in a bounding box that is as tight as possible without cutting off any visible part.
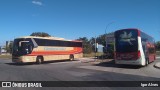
[26,52,82,56]
[137,29,141,36]
[26,47,82,56]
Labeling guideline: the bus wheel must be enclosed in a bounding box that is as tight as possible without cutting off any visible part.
[69,55,74,61]
[36,56,43,64]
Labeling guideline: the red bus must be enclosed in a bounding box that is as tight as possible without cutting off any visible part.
[114,28,156,66]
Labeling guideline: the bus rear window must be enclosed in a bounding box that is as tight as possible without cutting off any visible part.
[115,29,138,53]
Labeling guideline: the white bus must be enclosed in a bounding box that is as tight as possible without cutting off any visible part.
[12,36,83,64]
[114,28,156,66]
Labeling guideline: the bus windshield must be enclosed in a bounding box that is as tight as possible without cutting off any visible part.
[115,29,138,53]
[12,39,33,56]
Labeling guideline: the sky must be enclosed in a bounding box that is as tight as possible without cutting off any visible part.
[0,0,160,46]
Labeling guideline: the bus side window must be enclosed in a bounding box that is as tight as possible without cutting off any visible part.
[28,44,33,54]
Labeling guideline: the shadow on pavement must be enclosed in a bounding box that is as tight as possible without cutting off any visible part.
[94,60,142,69]
[5,62,35,66]
[5,59,79,66]
[95,55,113,59]
[42,59,78,64]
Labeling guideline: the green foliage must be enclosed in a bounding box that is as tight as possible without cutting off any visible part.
[107,43,114,52]
[96,34,106,46]
[30,32,51,37]
[156,41,160,51]
[89,32,114,46]
[106,43,114,58]
[5,42,13,54]
[76,32,114,55]
[76,37,93,54]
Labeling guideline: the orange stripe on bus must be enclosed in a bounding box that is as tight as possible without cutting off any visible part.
[27,47,82,56]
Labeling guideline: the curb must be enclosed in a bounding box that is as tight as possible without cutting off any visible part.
[0,58,11,60]
[79,58,96,63]
[154,62,160,69]
[156,57,160,59]
[80,58,113,63]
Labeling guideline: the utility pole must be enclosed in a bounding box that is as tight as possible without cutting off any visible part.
[95,36,96,60]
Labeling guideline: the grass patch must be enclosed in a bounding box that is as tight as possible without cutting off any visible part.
[0,55,12,59]
[83,52,104,57]
[156,51,160,56]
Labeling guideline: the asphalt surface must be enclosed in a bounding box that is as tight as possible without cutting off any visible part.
[154,57,160,69]
[0,58,160,90]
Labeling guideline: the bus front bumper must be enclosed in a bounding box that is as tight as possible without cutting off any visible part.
[12,56,35,63]
[12,56,23,63]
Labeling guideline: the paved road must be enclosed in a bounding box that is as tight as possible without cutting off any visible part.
[0,58,160,90]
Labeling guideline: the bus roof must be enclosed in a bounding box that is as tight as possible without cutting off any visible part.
[115,28,154,39]
[15,36,82,42]
[116,28,139,31]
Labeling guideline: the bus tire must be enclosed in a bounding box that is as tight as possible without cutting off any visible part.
[36,56,43,64]
[69,54,74,61]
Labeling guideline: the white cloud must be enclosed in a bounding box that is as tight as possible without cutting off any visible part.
[32,0,43,6]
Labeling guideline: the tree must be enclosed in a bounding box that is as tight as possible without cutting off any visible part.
[5,41,13,54]
[76,37,93,54]
[30,32,51,37]
[96,34,106,46]
[89,32,114,47]
[156,41,160,51]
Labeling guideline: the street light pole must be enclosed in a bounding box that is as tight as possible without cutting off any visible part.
[104,22,115,59]
[105,22,115,47]
[105,22,115,40]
